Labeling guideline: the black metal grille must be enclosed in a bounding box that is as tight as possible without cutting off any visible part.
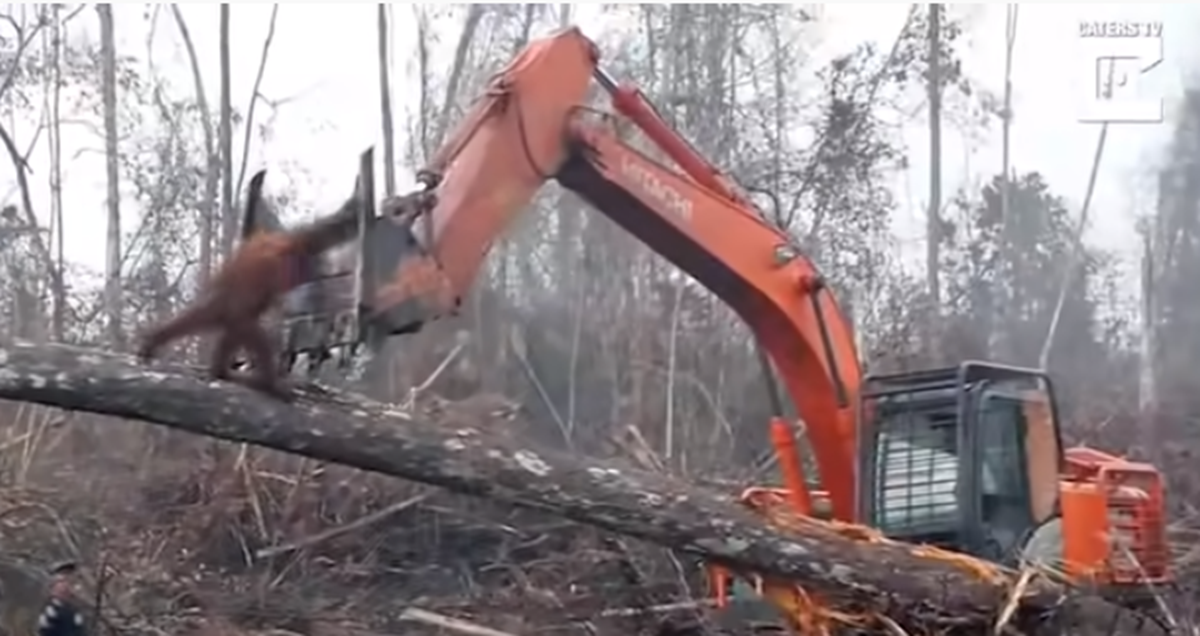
[873,406,959,536]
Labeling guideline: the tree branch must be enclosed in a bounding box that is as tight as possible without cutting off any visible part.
[0,342,1167,636]
[170,4,218,285]
[431,5,485,151]
[0,8,46,101]
[233,3,280,200]
[0,121,63,296]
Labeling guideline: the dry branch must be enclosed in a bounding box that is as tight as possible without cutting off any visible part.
[254,490,431,559]
[0,342,1169,636]
[399,608,517,636]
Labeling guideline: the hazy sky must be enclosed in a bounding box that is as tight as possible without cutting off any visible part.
[3,3,1188,288]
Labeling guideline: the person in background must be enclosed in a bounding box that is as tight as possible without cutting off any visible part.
[37,562,86,636]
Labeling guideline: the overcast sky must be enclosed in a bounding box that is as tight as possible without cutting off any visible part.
[3,3,1189,293]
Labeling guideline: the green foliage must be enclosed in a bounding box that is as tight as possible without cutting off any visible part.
[890,7,971,97]
[1149,89,1200,409]
[0,19,143,118]
[940,172,1108,376]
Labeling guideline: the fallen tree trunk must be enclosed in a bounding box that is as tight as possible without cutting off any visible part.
[0,342,1170,635]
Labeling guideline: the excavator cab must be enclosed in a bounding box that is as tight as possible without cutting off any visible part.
[241,147,437,375]
[856,361,1064,565]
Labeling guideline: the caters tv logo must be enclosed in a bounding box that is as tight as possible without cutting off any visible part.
[1077,19,1164,124]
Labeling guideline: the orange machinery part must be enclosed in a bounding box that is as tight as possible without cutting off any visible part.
[600,32,1175,595]
[770,416,815,515]
[599,64,828,524]
[1060,447,1169,584]
[598,69,749,208]
[604,39,1169,590]
[398,26,1171,602]
[414,26,861,521]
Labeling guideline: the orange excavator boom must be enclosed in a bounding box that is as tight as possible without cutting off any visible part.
[289,28,1169,605]
[593,68,750,208]
[396,27,862,521]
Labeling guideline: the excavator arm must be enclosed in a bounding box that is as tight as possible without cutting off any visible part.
[265,29,1168,620]
[376,27,862,521]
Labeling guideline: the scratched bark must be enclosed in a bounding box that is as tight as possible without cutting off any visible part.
[0,342,1168,636]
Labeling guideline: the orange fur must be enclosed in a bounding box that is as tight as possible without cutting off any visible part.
[137,172,359,398]
[136,234,301,396]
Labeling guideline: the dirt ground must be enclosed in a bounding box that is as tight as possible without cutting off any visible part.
[0,402,772,636]
[2,396,1197,636]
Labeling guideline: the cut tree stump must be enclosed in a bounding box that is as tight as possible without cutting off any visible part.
[0,342,1172,636]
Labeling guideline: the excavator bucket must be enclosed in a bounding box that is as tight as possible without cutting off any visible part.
[265,148,378,374]
[354,187,444,343]
[261,146,446,377]
[239,170,286,238]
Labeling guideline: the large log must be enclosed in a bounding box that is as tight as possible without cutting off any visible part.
[0,342,1169,635]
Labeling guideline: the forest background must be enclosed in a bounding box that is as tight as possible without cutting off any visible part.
[0,4,1198,635]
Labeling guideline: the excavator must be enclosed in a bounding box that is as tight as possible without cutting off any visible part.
[249,27,1170,629]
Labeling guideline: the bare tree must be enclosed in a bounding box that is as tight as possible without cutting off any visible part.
[378,4,396,197]
[1139,223,1154,413]
[98,3,123,350]
[412,7,432,163]
[0,7,61,336]
[1039,71,1112,369]
[431,6,485,152]
[218,3,233,259]
[990,4,1018,359]
[171,5,218,286]
[926,4,943,355]
[233,4,279,199]
[46,4,65,341]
